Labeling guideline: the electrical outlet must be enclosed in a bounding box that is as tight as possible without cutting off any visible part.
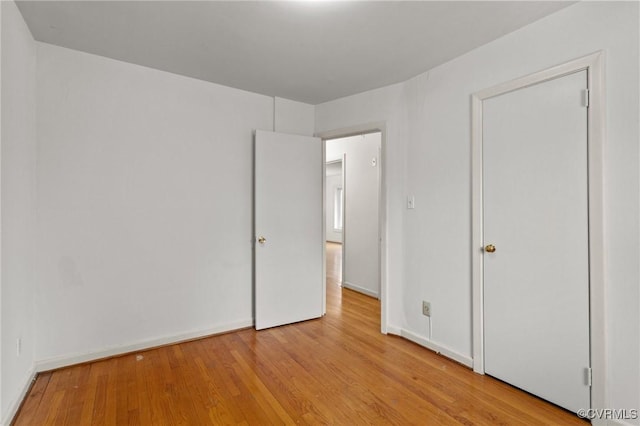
[422,301,431,317]
[16,338,21,357]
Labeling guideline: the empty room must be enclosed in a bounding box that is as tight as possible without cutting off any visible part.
[1,1,638,425]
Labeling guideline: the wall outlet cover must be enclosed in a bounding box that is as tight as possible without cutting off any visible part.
[422,301,431,317]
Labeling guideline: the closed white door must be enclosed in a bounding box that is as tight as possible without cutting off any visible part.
[483,71,590,412]
[254,130,323,330]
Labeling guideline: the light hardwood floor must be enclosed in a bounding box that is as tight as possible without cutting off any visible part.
[13,242,585,425]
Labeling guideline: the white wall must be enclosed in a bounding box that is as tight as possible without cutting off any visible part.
[34,43,315,368]
[274,97,315,137]
[317,1,639,418]
[403,1,639,417]
[0,24,316,419]
[325,162,342,243]
[1,1,636,421]
[326,134,381,297]
[0,1,37,422]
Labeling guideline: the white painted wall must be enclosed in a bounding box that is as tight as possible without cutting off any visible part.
[274,97,315,137]
[0,1,635,421]
[0,25,316,418]
[34,43,316,368]
[1,1,37,422]
[317,1,639,418]
[403,2,639,417]
[325,162,342,243]
[327,133,381,298]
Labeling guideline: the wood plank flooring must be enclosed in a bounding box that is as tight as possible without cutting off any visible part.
[13,242,585,425]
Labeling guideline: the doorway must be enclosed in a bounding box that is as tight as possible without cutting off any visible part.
[324,132,382,300]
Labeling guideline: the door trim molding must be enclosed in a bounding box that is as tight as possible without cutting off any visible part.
[341,153,347,288]
[317,122,388,333]
[471,52,606,411]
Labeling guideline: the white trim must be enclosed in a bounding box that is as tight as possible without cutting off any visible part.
[35,319,253,372]
[342,281,378,299]
[326,160,344,234]
[322,140,327,315]
[319,137,325,319]
[0,2,3,419]
[341,153,347,285]
[471,52,606,412]
[316,122,388,334]
[471,91,483,374]
[385,324,402,335]
[399,329,473,368]
[376,143,382,301]
[1,367,36,426]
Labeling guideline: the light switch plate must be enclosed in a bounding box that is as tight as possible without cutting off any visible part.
[407,195,415,209]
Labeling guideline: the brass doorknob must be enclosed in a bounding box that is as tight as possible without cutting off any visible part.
[258,236,266,244]
[484,244,496,253]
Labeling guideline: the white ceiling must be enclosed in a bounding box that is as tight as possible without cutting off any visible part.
[16,1,574,105]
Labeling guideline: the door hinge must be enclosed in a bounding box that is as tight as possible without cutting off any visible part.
[583,89,590,108]
[585,367,592,386]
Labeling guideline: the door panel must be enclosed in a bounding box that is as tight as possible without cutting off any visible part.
[483,71,590,412]
[254,130,323,330]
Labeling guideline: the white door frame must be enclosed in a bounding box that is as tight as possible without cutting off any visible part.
[471,52,606,411]
[324,158,345,283]
[339,154,346,287]
[317,123,388,333]
[325,159,344,248]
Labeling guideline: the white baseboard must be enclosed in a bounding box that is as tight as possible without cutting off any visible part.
[35,319,253,372]
[385,324,402,335]
[1,367,37,426]
[342,281,379,299]
[398,328,473,368]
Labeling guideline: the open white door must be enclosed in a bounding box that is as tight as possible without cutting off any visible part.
[254,130,323,330]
